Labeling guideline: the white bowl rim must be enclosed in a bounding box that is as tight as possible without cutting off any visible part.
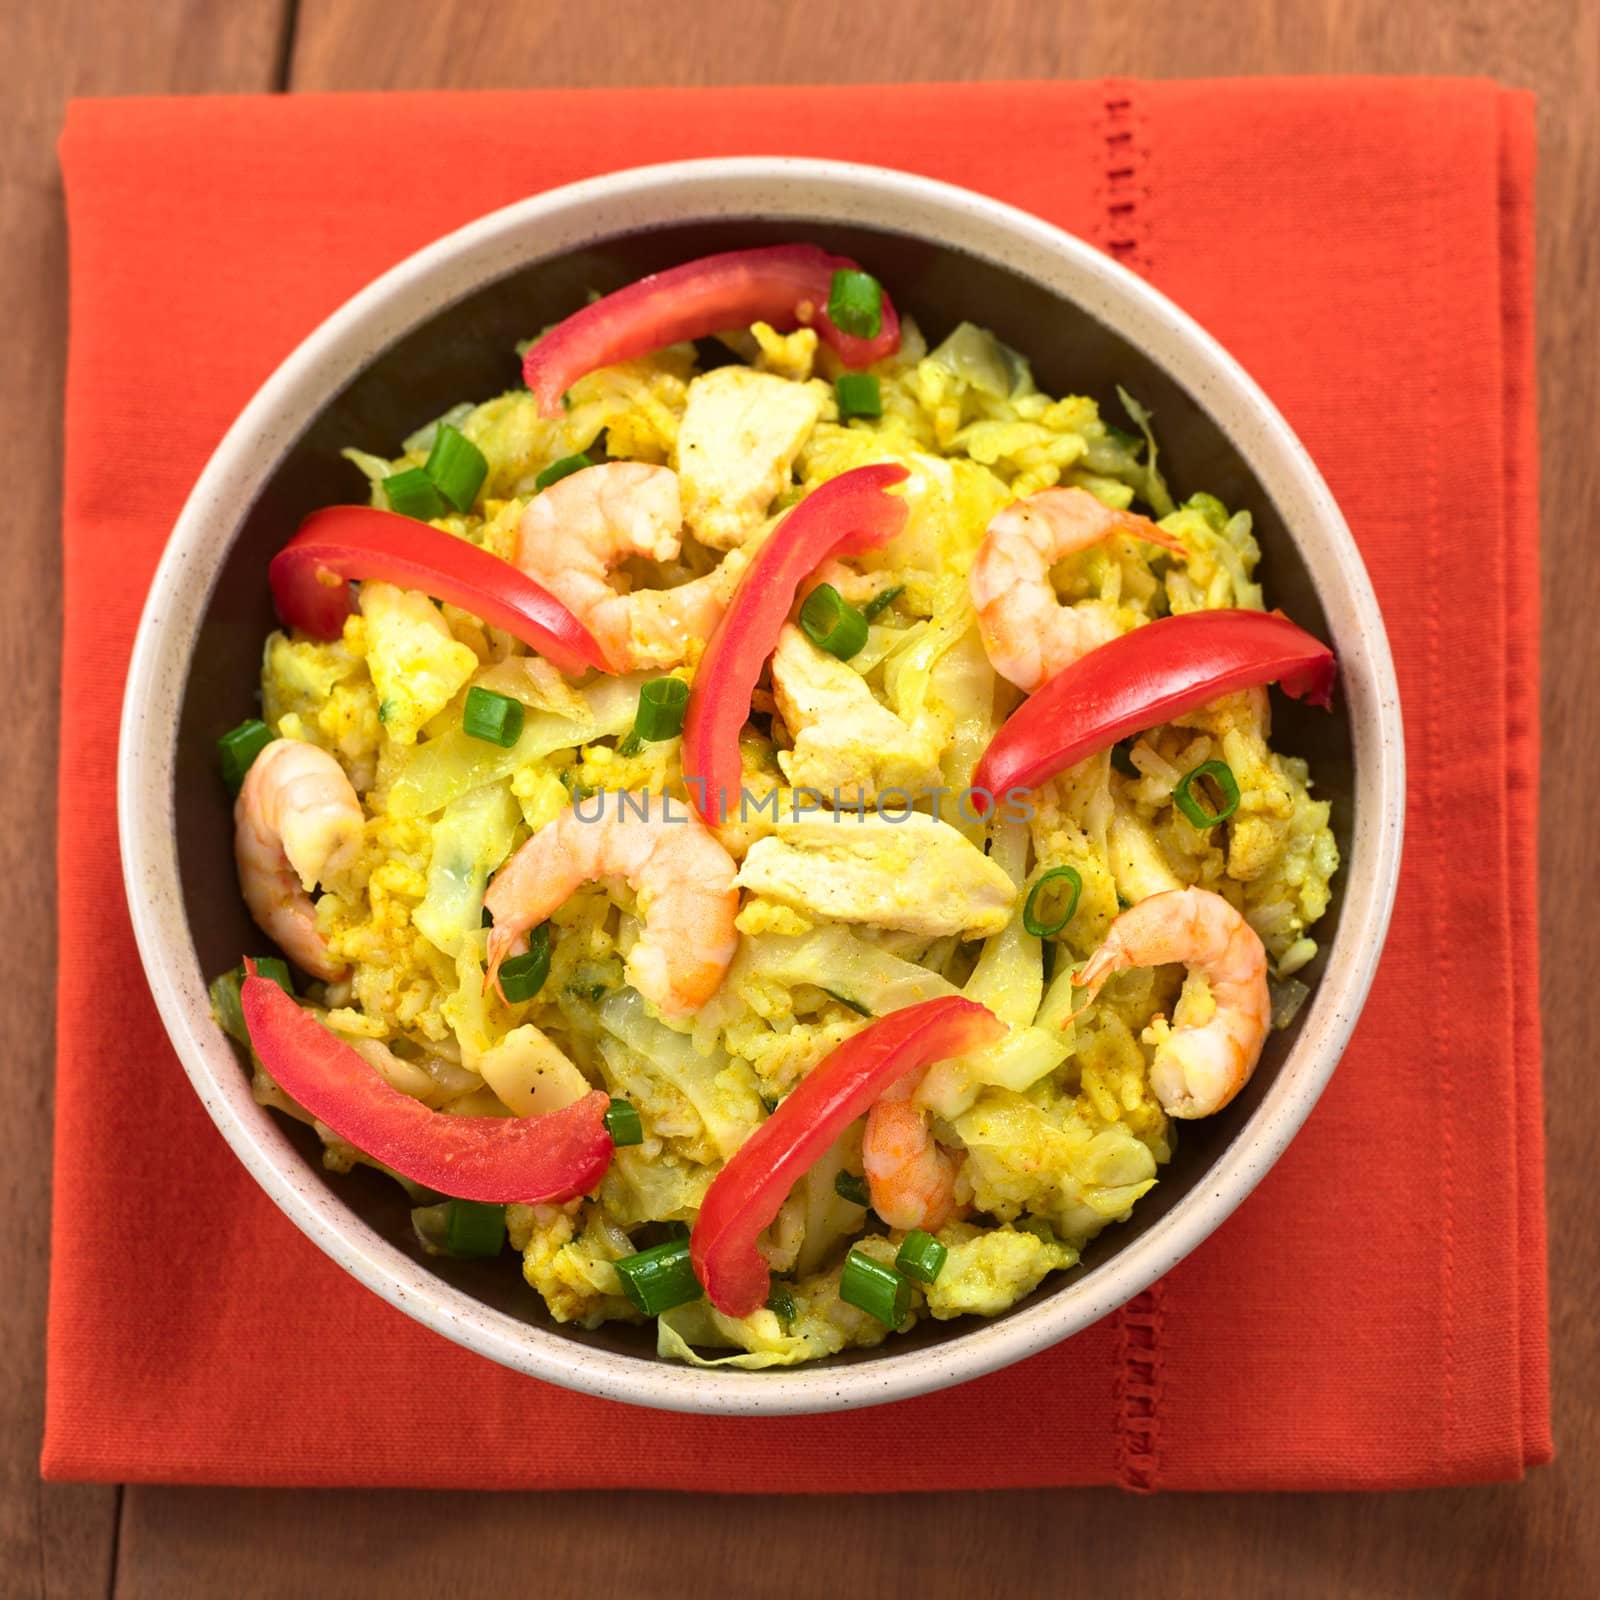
[118,155,1405,1416]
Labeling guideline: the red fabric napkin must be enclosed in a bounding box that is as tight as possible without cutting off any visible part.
[47,79,1547,1491]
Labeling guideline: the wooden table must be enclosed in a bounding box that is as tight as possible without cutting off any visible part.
[6,3,1596,1594]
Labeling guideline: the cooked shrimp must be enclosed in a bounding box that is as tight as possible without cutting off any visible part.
[484,790,739,1019]
[515,461,737,672]
[970,486,1185,691]
[1072,886,1269,1118]
[234,739,363,982]
[769,623,944,803]
[864,1075,961,1231]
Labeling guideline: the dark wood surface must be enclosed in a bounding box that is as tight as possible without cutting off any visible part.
[5,2,1595,1594]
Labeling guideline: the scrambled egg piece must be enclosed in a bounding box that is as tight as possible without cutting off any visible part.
[261,624,381,789]
[735,811,1016,938]
[954,1088,1159,1247]
[358,581,477,746]
[770,624,945,802]
[508,1203,642,1329]
[749,320,819,381]
[676,367,825,549]
[922,1222,1080,1319]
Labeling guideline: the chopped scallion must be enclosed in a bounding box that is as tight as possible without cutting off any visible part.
[463,686,525,748]
[209,959,293,1048]
[827,269,885,339]
[766,1285,796,1325]
[834,1170,871,1207]
[496,924,550,1003]
[895,1229,948,1285]
[613,1238,703,1316]
[861,584,905,621]
[798,583,868,660]
[425,423,489,513]
[383,466,447,520]
[835,373,883,419]
[605,1097,644,1147]
[252,956,294,995]
[839,1248,911,1329]
[208,970,249,1047]
[1016,1216,1058,1244]
[823,988,872,1017]
[411,1199,506,1259]
[629,677,689,744]
[217,719,273,793]
[534,452,594,492]
[1022,865,1083,938]
[1173,759,1241,829]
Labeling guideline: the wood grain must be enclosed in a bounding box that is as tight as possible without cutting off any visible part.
[5,0,1594,1594]
[0,4,289,1597]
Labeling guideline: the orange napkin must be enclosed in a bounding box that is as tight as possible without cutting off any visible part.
[47,79,1547,1490]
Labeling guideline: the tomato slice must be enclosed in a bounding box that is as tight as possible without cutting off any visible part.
[681,463,909,824]
[971,609,1337,809]
[269,506,608,677]
[690,997,1005,1318]
[240,968,613,1204]
[522,244,902,415]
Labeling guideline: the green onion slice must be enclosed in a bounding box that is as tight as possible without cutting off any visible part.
[425,423,489,513]
[839,1248,912,1329]
[861,584,905,622]
[1173,759,1241,829]
[766,1285,797,1325]
[630,676,689,743]
[604,1097,644,1147]
[1022,865,1083,938]
[1110,739,1140,778]
[834,1170,870,1207]
[798,583,868,660]
[496,924,550,1003]
[411,1199,506,1259]
[895,1229,948,1285]
[217,719,274,793]
[822,988,872,1018]
[463,685,526,748]
[835,373,883,419]
[209,959,293,1048]
[383,466,447,521]
[827,269,885,339]
[613,1238,703,1316]
[1016,1216,1058,1244]
[534,452,594,492]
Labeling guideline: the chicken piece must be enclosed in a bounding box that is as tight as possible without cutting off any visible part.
[734,811,1016,939]
[676,368,825,550]
[770,624,944,803]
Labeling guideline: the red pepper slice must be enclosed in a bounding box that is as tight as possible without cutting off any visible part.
[240,966,613,1204]
[269,506,609,677]
[682,463,909,823]
[522,245,902,416]
[971,609,1337,811]
[690,996,1005,1318]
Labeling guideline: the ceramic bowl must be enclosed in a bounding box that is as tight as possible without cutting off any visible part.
[119,158,1404,1414]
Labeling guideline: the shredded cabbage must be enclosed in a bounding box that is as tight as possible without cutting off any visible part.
[385,672,646,817]
[411,781,519,958]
